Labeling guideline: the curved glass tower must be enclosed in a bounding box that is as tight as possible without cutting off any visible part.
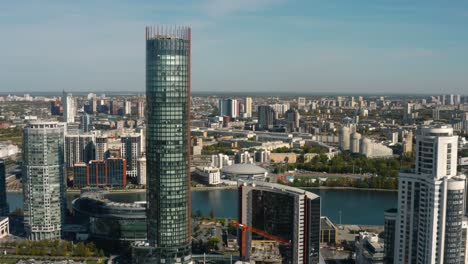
[23,121,65,240]
[145,26,192,263]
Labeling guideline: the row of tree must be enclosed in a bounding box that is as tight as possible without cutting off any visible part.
[271,145,328,155]
[1,240,105,258]
[274,152,414,178]
[284,175,398,190]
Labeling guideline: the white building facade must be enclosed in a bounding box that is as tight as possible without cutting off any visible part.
[394,126,466,264]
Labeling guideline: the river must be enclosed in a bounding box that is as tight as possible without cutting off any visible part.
[7,188,397,225]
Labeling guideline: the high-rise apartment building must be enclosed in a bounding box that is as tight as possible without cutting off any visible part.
[64,133,95,168]
[219,98,240,118]
[0,160,9,216]
[238,181,321,263]
[257,105,276,130]
[285,108,300,131]
[91,97,98,113]
[81,113,93,132]
[137,99,145,118]
[121,134,141,178]
[110,100,119,115]
[62,91,76,123]
[95,136,109,160]
[125,100,132,115]
[297,96,306,109]
[23,122,65,240]
[137,155,147,185]
[393,126,466,263]
[244,97,252,118]
[143,25,192,263]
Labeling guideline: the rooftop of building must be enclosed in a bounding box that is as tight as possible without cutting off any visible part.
[239,180,319,200]
[222,164,267,175]
[321,216,338,231]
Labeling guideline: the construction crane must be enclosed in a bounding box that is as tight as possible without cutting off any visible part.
[232,221,292,260]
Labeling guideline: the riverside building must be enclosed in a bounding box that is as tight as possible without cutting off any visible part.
[393,126,467,263]
[238,181,321,263]
[133,25,192,264]
[23,121,65,240]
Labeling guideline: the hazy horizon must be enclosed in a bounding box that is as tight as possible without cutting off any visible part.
[1,0,467,94]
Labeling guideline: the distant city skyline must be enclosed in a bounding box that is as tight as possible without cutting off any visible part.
[1,0,468,94]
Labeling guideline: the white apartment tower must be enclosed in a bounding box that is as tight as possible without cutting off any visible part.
[121,134,141,178]
[95,136,109,160]
[394,126,466,264]
[62,91,76,123]
[125,100,132,115]
[23,122,65,240]
[245,97,252,118]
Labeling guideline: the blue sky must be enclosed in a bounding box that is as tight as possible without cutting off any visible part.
[0,0,467,94]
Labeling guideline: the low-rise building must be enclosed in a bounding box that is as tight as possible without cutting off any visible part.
[222,164,267,181]
[195,166,221,185]
[320,216,338,245]
[355,232,384,264]
[270,153,297,163]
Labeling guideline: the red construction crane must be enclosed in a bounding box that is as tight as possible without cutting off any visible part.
[232,220,292,260]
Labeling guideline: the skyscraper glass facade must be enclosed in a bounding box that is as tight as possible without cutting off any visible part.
[23,122,65,240]
[145,26,192,262]
[0,160,9,216]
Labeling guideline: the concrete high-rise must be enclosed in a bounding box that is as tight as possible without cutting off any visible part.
[219,98,240,118]
[393,126,466,263]
[81,113,93,132]
[64,133,95,168]
[238,181,321,263]
[125,100,132,115]
[62,91,76,123]
[0,160,9,216]
[143,25,192,263]
[121,133,141,178]
[244,97,252,118]
[23,122,65,240]
[285,108,300,131]
[95,136,109,160]
[257,105,276,130]
[137,99,145,118]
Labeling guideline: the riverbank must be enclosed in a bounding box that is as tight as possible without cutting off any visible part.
[7,185,396,193]
[300,186,397,192]
[7,185,239,193]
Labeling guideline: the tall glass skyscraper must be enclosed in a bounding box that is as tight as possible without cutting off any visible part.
[145,25,192,263]
[23,122,65,240]
[0,160,9,216]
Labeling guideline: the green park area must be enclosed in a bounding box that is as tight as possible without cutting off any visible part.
[274,152,414,177]
[0,127,22,145]
[0,240,106,260]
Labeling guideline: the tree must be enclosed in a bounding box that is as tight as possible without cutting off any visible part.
[208,237,220,250]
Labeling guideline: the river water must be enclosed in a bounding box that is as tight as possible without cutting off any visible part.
[7,188,397,225]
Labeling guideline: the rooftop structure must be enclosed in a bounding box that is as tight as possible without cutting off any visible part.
[222,164,268,181]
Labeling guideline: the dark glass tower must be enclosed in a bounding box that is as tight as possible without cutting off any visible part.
[146,25,192,262]
[0,160,9,216]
